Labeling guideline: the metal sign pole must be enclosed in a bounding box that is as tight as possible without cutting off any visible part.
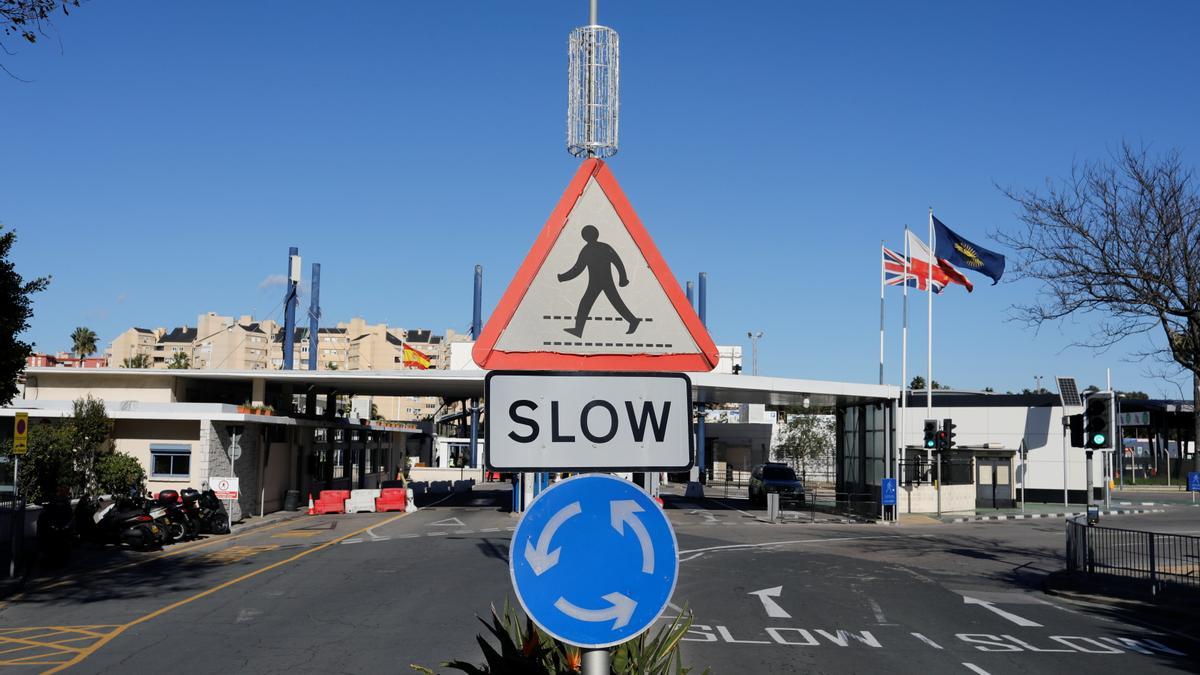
[582,648,609,674]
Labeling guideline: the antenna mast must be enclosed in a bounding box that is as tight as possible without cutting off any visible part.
[567,0,619,158]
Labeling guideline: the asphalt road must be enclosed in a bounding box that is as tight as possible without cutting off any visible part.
[0,486,1195,674]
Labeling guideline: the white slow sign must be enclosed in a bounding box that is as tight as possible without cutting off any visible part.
[485,371,693,472]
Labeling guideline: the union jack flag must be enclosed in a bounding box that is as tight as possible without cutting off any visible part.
[883,247,946,294]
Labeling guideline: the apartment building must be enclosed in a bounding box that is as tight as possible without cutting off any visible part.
[104,313,470,423]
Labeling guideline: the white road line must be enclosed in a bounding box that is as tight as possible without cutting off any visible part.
[480,527,500,532]
[394,533,419,539]
[962,596,1042,627]
[962,663,990,675]
[505,526,516,531]
[454,530,474,535]
[342,538,362,545]
[911,633,942,649]
[867,598,888,625]
[427,531,447,536]
[678,535,926,562]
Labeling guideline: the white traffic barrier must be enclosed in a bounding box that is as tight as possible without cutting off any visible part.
[345,488,381,514]
[405,488,417,513]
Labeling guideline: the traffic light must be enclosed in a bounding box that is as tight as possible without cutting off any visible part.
[1084,393,1113,449]
[923,419,938,449]
[1067,414,1084,447]
[942,418,957,450]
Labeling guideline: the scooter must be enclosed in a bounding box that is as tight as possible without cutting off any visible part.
[82,496,162,551]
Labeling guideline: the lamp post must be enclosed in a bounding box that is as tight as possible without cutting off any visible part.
[747,331,764,376]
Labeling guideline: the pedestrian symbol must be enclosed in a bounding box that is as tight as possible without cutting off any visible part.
[558,224,641,338]
[1188,471,1200,493]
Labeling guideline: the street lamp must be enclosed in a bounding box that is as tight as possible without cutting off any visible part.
[747,331,764,376]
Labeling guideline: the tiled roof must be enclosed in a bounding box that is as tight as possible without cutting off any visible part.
[160,327,197,343]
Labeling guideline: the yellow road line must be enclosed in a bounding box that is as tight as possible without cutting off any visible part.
[0,516,304,611]
[43,512,410,674]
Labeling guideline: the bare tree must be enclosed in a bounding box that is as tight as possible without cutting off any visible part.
[1,1,82,79]
[996,144,1200,470]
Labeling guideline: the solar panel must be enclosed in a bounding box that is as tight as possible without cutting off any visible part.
[1056,376,1083,409]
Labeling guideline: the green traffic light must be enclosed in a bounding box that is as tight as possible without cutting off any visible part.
[1093,433,1106,445]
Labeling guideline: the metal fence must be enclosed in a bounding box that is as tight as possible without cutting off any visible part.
[1066,516,1200,594]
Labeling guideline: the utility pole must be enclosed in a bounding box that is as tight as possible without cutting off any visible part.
[747,331,764,376]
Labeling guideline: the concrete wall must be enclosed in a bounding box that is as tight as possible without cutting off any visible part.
[201,421,262,521]
[897,483,975,514]
[23,373,176,404]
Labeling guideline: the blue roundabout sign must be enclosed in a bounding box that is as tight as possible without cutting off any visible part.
[510,473,679,648]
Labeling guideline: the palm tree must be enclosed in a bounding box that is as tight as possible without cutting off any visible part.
[71,326,98,365]
[121,354,151,368]
[167,351,190,369]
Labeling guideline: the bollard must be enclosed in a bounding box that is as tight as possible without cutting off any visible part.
[767,493,780,523]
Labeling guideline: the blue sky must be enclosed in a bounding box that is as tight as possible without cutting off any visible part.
[4,1,1198,397]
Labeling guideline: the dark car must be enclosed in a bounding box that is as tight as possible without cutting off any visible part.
[749,463,805,506]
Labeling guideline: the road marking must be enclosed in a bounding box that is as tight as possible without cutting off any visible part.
[480,527,500,532]
[195,545,279,565]
[40,510,411,674]
[748,586,791,619]
[394,533,420,539]
[962,663,991,675]
[427,531,447,536]
[867,598,889,625]
[341,538,363,545]
[0,625,123,667]
[428,517,466,527]
[962,596,1042,627]
[911,632,943,649]
[272,530,320,538]
[678,535,926,562]
[454,530,474,535]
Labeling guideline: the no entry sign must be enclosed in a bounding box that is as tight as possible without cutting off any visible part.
[485,371,693,472]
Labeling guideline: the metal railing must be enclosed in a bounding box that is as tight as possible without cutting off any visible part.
[1066,515,1200,594]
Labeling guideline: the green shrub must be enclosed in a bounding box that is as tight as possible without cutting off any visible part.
[96,452,146,497]
[412,601,706,674]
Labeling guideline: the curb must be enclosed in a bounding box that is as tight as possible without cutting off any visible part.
[231,510,306,534]
[948,508,1164,523]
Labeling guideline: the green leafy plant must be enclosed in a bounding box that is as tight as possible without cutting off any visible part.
[411,601,706,674]
[95,451,146,497]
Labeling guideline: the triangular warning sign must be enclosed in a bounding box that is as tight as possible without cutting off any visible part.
[474,159,718,372]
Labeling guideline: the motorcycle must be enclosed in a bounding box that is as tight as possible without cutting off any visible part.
[80,496,162,551]
[153,489,199,542]
[195,489,231,535]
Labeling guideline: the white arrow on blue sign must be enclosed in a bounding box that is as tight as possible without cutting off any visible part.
[510,473,679,648]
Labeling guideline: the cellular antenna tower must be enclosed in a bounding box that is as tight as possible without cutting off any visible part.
[567,0,619,158]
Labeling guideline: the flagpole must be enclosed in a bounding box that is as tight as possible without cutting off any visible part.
[879,241,885,386]
[902,225,909,491]
[927,209,933,419]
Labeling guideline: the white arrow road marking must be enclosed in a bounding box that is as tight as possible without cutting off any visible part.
[554,593,637,630]
[524,501,582,575]
[428,517,465,527]
[748,586,791,619]
[962,596,1042,627]
[611,500,654,574]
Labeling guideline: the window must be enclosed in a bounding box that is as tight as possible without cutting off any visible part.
[151,444,191,479]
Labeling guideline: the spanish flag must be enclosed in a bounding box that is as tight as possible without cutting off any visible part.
[402,343,431,370]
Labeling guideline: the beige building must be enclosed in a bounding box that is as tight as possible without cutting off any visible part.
[106,313,471,423]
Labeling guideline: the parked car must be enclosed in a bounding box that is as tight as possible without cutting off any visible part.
[749,463,806,506]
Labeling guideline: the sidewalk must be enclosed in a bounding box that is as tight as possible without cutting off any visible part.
[230,508,306,534]
[942,503,1164,523]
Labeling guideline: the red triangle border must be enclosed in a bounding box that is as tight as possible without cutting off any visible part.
[473,159,719,372]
